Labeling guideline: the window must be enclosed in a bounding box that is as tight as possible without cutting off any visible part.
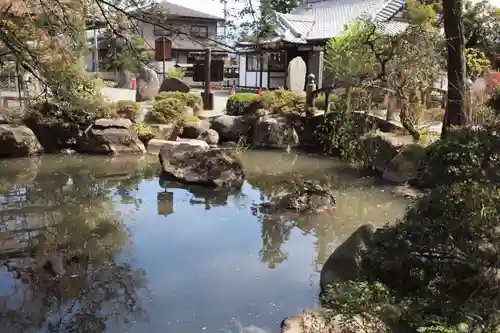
[268,52,286,71]
[154,25,173,36]
[191,25,208,38]
[246,54,261,71]
[246,52,286,72]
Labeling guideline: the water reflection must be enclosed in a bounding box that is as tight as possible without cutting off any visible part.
[0,152,408,333]
[0,156,152,333]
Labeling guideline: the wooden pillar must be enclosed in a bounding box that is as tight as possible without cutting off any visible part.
[317,50,324,90]
[259,49,264,90]
[204,48,212,110]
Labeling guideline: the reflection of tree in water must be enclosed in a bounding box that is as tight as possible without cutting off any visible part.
[258,216,294,269]
[247,171,341,270]
[0,156,151,333]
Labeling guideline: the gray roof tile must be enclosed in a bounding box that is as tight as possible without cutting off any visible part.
[277,0,406,42]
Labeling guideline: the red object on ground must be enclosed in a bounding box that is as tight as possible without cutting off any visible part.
[231,84,236,95]
[131,79,136,90]
[209,86,213,93]
[258,87,263,95]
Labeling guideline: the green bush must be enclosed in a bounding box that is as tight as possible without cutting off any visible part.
[417,124,500,187]
[486,86,500,112]
[167,67,186,79]
[115,100,141,121]
[226,93,259,116]
[145,98,187,125]
[258,88,305,115]
[321,181,500,332]
[155,92,202,109]
[365,181,500,331]
[314,91,344,111]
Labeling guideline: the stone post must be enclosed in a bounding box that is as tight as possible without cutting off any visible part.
[203,48,213,110]
[305,73,316,112]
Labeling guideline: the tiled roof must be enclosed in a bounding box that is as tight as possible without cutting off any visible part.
[276,0,407,43]
[142,1,224,21]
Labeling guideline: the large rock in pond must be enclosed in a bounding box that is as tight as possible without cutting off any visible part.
[320,224,375,293]
[261,181,335,213]
[24,119,81,153]
[78,118,146,155]
[136,66,160,102]
[252,116,299,149]
[382,144,427,183]
[0,125,43,157]
[159,144,245,188]
[181,120,210,139]
[159,77,190,93]
[198,129,219,146]
[211,115,254,142]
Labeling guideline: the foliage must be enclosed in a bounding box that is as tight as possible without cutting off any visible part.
[185,115,201,123]
[155,91,202,109]
[100,34,153,73]
[134,123,155,143]
[324,10,444,140]
[115,100,141,121]
[226,92,259,115]
[145,98,187,125]
[417,124,500,186]
[465,48,491,79]
[487,86,500,111]
[167,66,186,79]
[321,181,500,332]
[257,88,305,116]
[463,0,500,62]
[221,0,299,42]
[365,181,500,331]
[316,112,373,164]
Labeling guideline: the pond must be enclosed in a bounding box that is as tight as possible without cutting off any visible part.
[0,151,409,333]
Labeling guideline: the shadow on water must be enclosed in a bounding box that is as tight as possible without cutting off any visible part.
[0,151,409,333]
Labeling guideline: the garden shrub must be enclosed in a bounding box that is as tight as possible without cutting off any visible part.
[167,66,186,79]
[321,181,500,333]
[417,124,500,187]
[258,88,305,115]
[226,93,259,116]
[145,98,187,125]
[364,181,500,331]
[314,91,344,111]
[134,123,155,143]
[155,92,202,110]
[115,100,141,121]
[316,111,375,164]
[486,85,500,112]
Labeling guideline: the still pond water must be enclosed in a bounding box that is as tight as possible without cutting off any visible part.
[0,151,408,333]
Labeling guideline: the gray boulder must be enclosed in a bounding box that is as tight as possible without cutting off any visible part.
[159,77,190,93]
[0,125,43,157]
[198,129,219,146]
[78,118,146,155]
[159,144,245,188]
[382,144,426,183]
[252,115,299,149]
[116,70,135,89]
[181,120,210,139]
[360,131,407,172]
[211,115,254,142]
[320,224,375,293]
[136,66,160,101]
[262,181,335,214]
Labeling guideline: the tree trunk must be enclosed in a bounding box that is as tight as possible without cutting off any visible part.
[441,0,467,138]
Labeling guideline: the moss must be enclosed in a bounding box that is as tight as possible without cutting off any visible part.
[115,100,141,121]
[145,98,187,125]
[226,93,259,116]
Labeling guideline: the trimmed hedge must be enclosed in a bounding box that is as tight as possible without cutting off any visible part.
[155,92,202,109]
[226,93,259,115]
